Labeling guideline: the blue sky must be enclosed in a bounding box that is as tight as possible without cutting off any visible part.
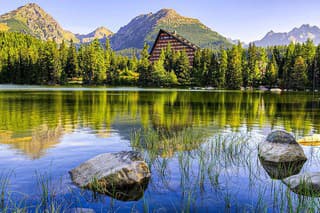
[1,0,320,43]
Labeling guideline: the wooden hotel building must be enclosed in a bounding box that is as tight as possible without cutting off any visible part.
[149,29,199,65]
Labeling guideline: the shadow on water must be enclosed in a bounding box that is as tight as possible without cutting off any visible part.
[259,157,306,180]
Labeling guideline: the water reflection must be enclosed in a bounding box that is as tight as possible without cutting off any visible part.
[95,178,150,202]
[259,157,306,179]
[0,90,319,158]
[0,125,63,159]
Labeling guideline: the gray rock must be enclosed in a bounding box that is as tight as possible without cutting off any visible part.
[283,172,320,196]
[258,130,307,163]
[266,130,296,144]
[69,151,151,201]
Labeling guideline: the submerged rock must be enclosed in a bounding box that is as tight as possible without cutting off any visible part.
[258,130,307,163]
[259,157,306,179]
[270,88,282,93]
[68,208,95,213]
[69,151,151,201]
[283,172,320,196]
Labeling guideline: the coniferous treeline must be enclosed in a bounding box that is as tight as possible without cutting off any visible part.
[0,31,320,90]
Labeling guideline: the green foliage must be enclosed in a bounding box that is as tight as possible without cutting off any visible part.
[0,18,33,35]
[138,43,152,86]
[82,39,106,84]
[218,49,228,88]
[65,40,79,79]
[0,31,320,90]
[175,50,191,85]
[152,50,178,87]
[226,43,243,89]
[39,40,62,84]
[264,54,278,88]
[291,56,308,90]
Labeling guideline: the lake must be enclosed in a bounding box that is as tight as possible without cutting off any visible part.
[1,86,320,212]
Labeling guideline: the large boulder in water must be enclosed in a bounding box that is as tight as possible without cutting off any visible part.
[283,172,320,196]
[69,151,151,201]
[258,130,307,163]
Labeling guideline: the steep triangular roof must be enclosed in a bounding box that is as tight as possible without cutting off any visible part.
[150,29,200,54]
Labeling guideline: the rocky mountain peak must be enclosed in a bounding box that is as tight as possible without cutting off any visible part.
[0,3,78,43]
[156,8,178,17]
[76,26,113,43]
[254,24,320,47]
[94,26,113,36]
[266,30,275,36]
[110,8,230,51]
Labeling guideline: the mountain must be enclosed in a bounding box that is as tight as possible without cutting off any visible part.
[254,24,320,46]
[76,26,113,43]
[110,8,231,51]
[0,3,78,43]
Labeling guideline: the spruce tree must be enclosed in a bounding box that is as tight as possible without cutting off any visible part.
[65,39,79,79]
[226,43,243,89]
[218,49,227,88]
[191,49,202,86]
[291,56,308,90]
[175,50,191,86]
[313,45,320,90]
[264,54,278,88]
[138,43,152,86]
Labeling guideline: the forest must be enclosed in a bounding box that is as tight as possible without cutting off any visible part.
[0,31,319,90]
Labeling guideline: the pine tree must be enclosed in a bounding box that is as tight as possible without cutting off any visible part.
[313,45,320,90]
[282,42,295,89]
[59,40,68,73]
[175,50,191,86]
[104,38,112,83]
[218,49,227,88]
[245,43,258,87]
[226,43,243,89]
[255,48,267,87]
[39,40,61,84]
[291,56,308,90]
[191,49,202,86]
[209,52,219,87]
[200,49,211,86]
[152,50,167,86]
[264,54,278,88]
[82,39,106,84]
[65,39,79,79]
[302,39,316,87]
[138,43,152,86]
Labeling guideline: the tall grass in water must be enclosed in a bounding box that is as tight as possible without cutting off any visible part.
[1,128,320,212]
[35,171,65,212]
[0,171,13,211]
[131,128,320,212]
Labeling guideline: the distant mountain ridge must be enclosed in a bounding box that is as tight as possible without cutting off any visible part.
[0,3,78,43]
[109,8,232,51]
[4,3,320,50]
[254,24,320,46]
[0,4,231,50]
[76,26,113,43]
